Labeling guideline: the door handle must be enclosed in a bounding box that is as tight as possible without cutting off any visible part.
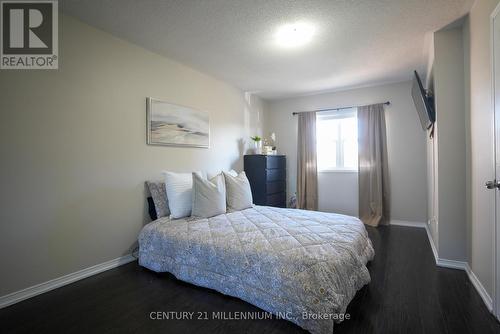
[485,180,500,189]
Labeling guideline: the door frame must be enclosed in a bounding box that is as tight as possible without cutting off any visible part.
[492,1,500,321]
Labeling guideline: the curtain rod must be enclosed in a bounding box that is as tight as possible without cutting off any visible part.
[292,101,390,115]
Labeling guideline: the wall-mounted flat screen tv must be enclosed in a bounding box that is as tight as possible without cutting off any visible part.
[411,70,435,130]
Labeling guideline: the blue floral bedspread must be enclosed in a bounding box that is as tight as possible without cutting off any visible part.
[138,206,374,333]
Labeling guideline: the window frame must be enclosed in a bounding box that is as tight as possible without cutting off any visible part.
[316,108,358,173]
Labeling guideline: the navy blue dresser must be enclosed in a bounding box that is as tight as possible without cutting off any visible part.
[244,155,286,208]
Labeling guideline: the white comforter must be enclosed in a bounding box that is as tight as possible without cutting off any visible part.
[138,205,374,333]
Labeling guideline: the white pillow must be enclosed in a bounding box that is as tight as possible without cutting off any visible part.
[192,173,226,218]
[207,169,238,180]
[163,171,203,219]
[223,171,253,211]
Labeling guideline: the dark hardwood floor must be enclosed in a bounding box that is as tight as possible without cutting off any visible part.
[1,225,499,334]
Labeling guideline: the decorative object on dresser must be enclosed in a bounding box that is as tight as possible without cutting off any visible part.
[262,132,278,155]
[250,135,262,154]
[244,155,286,208]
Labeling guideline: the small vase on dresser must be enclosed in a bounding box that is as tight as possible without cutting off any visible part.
[254,140,262,154]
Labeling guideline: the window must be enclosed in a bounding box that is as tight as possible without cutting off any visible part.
[316,108,358,171]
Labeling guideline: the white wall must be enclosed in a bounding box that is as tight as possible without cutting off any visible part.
[425,67,440,252]
[468,0,500,297]
[425,0,499,298]
[318,172,358,216]
[264,81,428,223]
[426,118,440,251]
[0,15,262,296]
[433,24,467,261]
[464,15,472,272]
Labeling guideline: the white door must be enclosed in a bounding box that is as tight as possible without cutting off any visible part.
[493,3,500,321]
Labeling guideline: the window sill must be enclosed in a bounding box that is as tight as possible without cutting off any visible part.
[318,169,358,173]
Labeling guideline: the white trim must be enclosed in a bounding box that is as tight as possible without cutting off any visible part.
[318,169,358,173]
[390,220,426,228]
[0,254,135,309]
[466,264,494,312]
[436,258,468,270]
[316,108,357,119]
[491,1,500,320]
[425,223,439,263]
[422,224,493,311]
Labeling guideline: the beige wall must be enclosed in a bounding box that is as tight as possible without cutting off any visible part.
[469,0,500,296]
[0,15,262,296]
[264,81,428,223]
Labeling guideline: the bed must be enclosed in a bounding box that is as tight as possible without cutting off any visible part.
[138,205,374,334]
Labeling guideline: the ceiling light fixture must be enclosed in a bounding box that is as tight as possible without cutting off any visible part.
[274,22,315,48]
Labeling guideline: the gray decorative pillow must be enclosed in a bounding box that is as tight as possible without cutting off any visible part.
[191,173,226,218]
[146,181,169,218]
[223,171,253,211]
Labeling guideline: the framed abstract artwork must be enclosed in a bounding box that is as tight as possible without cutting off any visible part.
[146,98,210,148]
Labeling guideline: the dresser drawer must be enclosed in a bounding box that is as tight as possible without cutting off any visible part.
[266,192,286,207]
[244,154,286,207]
[266,180,285,194]
[266,168,285,181]
[266,156,286,169]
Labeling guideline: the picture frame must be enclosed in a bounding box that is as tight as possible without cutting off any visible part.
[146,97,210,148]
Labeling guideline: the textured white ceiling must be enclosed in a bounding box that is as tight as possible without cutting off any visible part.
[61,0,473,100]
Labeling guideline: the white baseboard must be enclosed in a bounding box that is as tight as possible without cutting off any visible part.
[0,254,135,309]
[436,258,468,270]
[425,224,439,264]
[465,264,493,312]
[390,220,427,228]
[422,224,493,312]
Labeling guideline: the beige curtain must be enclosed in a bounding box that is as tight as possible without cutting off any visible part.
[297,111,318,210]
[358,103,390,226]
